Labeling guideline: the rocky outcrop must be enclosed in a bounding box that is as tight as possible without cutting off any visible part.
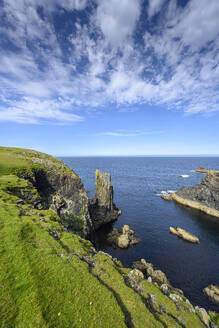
[22,161,94,239]
[106,224,141,248]
[204,285,219,305]
[132,258,170,287]
[88,170,121,230]
[170,227,200,243]
[171,169,219,218]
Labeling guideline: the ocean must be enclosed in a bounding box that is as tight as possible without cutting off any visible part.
[60,156,219,311]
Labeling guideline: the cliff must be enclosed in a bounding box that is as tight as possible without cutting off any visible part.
[172,169,219,218]
[0,147,218,328]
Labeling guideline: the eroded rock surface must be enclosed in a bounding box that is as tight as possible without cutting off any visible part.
[172,169,219,218]
[89,170,121,230]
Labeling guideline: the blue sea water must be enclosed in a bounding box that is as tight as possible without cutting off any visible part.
[60,157,219,311]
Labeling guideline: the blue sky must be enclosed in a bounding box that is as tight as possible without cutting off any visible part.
[0,0,219,155]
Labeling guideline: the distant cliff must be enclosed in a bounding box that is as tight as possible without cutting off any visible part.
[172,169,219,218]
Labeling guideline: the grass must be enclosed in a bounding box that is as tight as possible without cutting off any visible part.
[0,146,217,327]
[0,146,78,178]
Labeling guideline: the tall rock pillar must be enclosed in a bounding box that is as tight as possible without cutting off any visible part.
[89,170,121,230]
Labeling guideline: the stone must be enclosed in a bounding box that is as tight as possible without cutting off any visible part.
[170,226,200,243]
[147,277,152,283]
[160,284,170,296]
[169,293,183,303]
[16,199,25,205]
[146,294,160,313]
[124,272,144,295]
[88,170,121,230]
[128,269,144,280]
[204,285,219,305]
[210,322,218,328]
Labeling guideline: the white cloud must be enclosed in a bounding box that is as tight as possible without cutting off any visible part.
[147,0,165,18]
[166,0,219,50]
[96,0,141,47]
[0,0,218,124]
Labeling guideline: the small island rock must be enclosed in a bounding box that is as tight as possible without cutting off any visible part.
[107,224,141,249]
[170,226,200,243]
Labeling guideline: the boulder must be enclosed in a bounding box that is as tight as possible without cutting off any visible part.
[107,224,140,249]
[203,285,219,305]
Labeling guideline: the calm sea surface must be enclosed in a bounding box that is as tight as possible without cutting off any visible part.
[60,157,219,311]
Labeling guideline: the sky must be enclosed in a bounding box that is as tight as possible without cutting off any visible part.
[0,0,219,156]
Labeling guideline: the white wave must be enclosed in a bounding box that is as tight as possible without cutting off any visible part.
[156,190,175,196]
[177,174,190,178]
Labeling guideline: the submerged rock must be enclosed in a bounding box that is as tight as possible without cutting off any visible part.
[89,170,121,230]
[204,285,219,305]
[170,226,200,243]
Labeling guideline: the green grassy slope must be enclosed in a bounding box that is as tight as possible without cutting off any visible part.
[0,146,218,328]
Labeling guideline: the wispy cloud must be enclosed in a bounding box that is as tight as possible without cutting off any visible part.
[93,131,164,137]
[0,0,218,124]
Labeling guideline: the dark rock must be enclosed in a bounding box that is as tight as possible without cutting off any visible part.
[88,170,121,230]
[174,169,219,218]
[146,294,160,313]
[49,228,60,240]
[132,261,147,274]
[16,199,25,205]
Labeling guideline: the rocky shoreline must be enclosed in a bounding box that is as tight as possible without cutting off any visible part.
[161,168,219,219]
[1,147,218,327]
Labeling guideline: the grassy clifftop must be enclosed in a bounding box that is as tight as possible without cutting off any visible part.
[0,146,77,177]
[0,147,218,328]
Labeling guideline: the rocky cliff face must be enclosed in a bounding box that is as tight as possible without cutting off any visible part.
[89,170,121,230]
[173,170,219,218]
[13,153,121,238]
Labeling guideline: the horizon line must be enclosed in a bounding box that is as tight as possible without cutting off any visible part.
[56,154,219,157]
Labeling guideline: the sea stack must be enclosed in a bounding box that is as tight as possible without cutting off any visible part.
[89,170,121,230]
